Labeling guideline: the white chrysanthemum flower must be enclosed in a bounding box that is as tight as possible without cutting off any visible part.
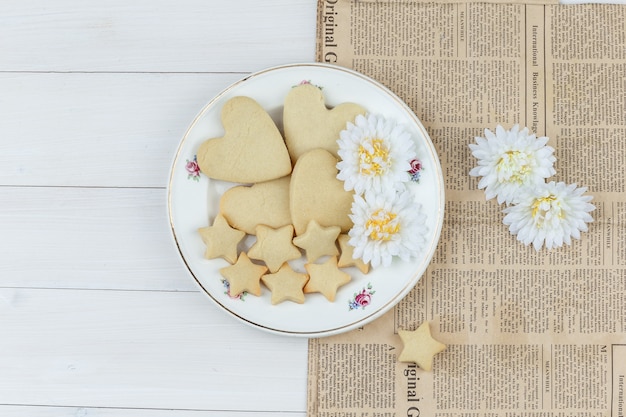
[337,114,416,195]
[502,181,595,250]
[469,125,556,205]
[348,189,428,268]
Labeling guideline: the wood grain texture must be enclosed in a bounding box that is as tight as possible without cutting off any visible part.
[1,0,317,414]
[0,72,244,188]
[0,0,316,73]
[0,186,194,291]
[0,288,308,412]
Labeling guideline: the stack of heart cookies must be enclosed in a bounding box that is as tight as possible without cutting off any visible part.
[196,83,370,305]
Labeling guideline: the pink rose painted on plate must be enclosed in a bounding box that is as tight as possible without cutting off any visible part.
[222,279,247,301]
[293,79,323,90]
[348,283,375,311]
[408,158,423,182]
[186,155,201,181]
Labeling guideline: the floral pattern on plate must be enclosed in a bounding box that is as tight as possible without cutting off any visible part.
[348,283,375,310]
[185,155,201,181]
[408,158,423,182]
[222,279,247,301]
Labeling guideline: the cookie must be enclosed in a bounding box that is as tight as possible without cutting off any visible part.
[283,83,366,162]
[197,96,292,183]
[261,263,309,305]
[337,234,370,274]
[248,224,302,273]
[197,214,246,264]
[220,176,292,235]
[219,252,268,297]
[303,256,351,302]
[398,322,447,371]
[292,220,340,263]
[289,148,354,235]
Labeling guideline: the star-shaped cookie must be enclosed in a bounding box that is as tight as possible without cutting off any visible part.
[248,224,302,273]
[398,322,446,371]
[337,234,370,274]
[219,252,268,297]
[198,214,246,264]
[261,263,309,305]
[303,256,351,302]
[292,220,340,262]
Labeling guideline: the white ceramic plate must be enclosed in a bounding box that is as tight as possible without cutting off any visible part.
[168,63,444,337]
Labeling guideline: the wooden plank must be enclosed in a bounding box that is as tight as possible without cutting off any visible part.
[0,186,196,291]
[0,287,309,412]
[0,0,316,73]
[0,407,305,417]
[0,72,245,188]
[1,3,316,415]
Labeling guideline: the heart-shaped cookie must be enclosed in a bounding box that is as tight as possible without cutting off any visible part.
[197,96,292,183]
[283,83,366,163]
[220,176,292,235]
[290,148,354,235]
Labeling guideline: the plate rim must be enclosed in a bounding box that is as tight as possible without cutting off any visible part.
[166,62,446,337]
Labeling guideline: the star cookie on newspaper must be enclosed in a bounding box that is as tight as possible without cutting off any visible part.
[261,263,309,305]
[219,252,268,297]
[398,322,446,371]
[303,256,351,302]
[198,214,246,264]
[248,224,302,273]
[337,233,370,274]
[293,220,340,263]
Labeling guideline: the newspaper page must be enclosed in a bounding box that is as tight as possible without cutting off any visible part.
[309,1,626,416]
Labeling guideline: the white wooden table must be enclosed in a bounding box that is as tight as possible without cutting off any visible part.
[0,1,316,415]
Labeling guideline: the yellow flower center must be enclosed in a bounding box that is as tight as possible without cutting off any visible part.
[366,209,400,241]
[531,194,563,228]
[497,150,531,184]
[359,138,390,175]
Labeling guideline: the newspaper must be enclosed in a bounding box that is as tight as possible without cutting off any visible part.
[308,1,626,416]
